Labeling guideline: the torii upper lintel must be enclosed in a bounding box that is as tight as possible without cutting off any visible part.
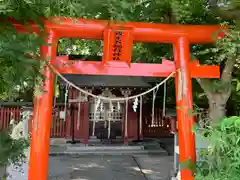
[11,17,224,44]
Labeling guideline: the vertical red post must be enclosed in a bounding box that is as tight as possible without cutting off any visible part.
[83,102,89,145]
[124,101,128,145]
[28,31,57,180]
[174,37,196,180]
[139,96,143,140]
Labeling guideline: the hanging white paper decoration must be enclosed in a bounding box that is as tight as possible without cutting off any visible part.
[100,101,104,112]
[95,98,101,112]
[117,102,121,111]
[132,97,139,112]
[63,84,69,122]
[110,101,114,112]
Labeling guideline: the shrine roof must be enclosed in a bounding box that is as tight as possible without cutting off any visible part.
[59,74,159,88]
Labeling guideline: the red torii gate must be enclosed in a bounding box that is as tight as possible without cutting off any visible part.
[12,17,222,180]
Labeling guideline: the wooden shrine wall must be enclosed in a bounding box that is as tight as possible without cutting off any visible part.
[0,102,173,139]
[0,105,66,137]
[142,106,173,137]
[0,106,21,130]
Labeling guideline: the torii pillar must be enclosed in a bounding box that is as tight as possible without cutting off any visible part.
[11,17,223,180]
[174,37,196,177]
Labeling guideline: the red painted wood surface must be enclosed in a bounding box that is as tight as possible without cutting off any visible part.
[29,105,67,138]
[103,27,133,66]
[82,102,89,145]
[53,56,220,78]
[127,103,138,140]
[28,34,56,180]
[174,37,195,180]
[66,88,89,141]
[51,105,66,137]
[10,17,224,44]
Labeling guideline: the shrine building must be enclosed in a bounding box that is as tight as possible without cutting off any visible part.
[54,68,175,145]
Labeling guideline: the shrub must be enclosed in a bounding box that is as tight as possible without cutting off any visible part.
[0,130,29,167]
[195,116,240,180]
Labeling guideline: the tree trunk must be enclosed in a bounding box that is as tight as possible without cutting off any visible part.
[197,79,231,123]
[197,56,236,123]
[208,97,227,122]
[0,166,6,179]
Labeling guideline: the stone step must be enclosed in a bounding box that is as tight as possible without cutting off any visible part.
[66,145,144,151]
[144,145,162,150]
[49,149,168,156]
[143,142,162,149]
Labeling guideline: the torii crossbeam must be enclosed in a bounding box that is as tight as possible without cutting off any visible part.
[11,17,223,180]
[54,56,219,78]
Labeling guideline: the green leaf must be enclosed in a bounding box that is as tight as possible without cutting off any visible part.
[236,79,240,92]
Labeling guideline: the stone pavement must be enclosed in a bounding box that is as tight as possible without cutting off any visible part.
[48,155,174,180]
[48,155,146,180]
[135,155,174,180]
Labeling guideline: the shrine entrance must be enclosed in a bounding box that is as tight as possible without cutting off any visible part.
[88,90,124,142]
[13,17,223,180]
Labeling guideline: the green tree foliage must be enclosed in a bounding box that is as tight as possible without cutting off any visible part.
[0,0,47,99]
